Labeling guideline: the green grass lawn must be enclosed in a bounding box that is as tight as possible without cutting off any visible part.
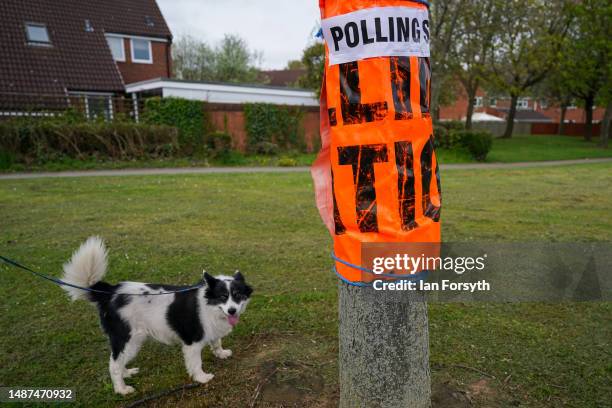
[0,163,610,407]
[2,134,610,173]
[487,134,612,163]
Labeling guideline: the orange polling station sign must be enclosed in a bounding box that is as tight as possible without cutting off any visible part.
[312,0,441,284]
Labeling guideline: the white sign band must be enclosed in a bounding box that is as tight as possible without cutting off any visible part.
[321,6,430,66]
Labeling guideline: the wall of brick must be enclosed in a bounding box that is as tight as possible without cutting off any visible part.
[440,86,606,124]
[531,122,602,136]
[207,103,320,153]
[439,88,488,121]
[116,39,170,85]
[537,106,605,123]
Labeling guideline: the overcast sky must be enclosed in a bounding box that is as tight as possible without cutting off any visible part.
[157,0,321,70]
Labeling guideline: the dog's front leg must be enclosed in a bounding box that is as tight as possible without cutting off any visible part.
[211,338,232,359]
[182,342,214,384]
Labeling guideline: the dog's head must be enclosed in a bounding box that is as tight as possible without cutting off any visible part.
[204,271,253,327]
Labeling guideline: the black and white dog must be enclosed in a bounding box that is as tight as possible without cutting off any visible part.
[61,237,253,395]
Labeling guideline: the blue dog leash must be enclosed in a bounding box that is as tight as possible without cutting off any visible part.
[0,254,204,296]
[1,252,427,292]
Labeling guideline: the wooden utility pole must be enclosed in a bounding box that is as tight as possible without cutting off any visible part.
[339,283,430,407]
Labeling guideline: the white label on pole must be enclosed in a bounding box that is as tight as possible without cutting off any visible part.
[321,6,430,66]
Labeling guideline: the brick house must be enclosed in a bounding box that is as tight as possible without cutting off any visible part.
[440,87,605,124]
[0,0,172,118]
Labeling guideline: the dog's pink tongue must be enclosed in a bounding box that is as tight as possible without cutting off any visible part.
[228,315,239,327]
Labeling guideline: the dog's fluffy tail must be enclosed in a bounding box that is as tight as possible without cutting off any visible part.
[61,236,108,301]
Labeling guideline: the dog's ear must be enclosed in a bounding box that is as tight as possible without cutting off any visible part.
[204,272,218,288]
[244,283,253,297]
[234,270,244,282]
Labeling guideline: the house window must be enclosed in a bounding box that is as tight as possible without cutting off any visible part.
[106,36,125,61]
[25,23,50,44]
[489,97,497,107]
[131,39,152,63]
[474,96,483,107]
[517,98,530,110]
[70,92,114,121]
[540,99,549,110]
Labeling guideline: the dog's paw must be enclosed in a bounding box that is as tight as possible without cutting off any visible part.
[214,349,232,359]
[194,372,214,384]
[123,367,140,378]
[115,385,135,395]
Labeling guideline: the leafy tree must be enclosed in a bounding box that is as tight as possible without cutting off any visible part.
[537,72,574,136]
[286,60,305,70]
[213,35,262,83]
[488,0,573,138]
[172,34,263,84]
[559,0,611,141]
[172,35,216,81]
[296,42,325,97]
[597,63,612,147]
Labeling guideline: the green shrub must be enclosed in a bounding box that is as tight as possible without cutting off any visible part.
[142,97,211,153]
[434,125,464,149]
[252,141,279,156]
[243,103,305,153]
[213,151,247,166]
[277,157,298,167]
[0,120,178,164]
[440,120,465,132]
[0,150,15,170]
[204,131,232,157]
[455,130,493,161]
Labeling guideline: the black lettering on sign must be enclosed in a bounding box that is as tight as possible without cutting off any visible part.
[388,17,396,42]
[423,19,430,42]
[361,20,374,44]
[397,17,410,42]
[395,141,417,231]
[338,144,389,233]
[412,19,421,42]
[345,22,360,48]
[419,57,431,116]
[391,56,413,120]
[420,135,441,222]
[375,18,388,42]
[330,27,344,51]
[335,61,388,126]
[331,169,346,235]
[328,108,337,126]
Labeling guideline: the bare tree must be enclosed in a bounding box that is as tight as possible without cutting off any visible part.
[429,0,464,122]
[451,0,501,129]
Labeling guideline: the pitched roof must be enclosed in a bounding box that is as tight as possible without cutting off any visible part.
[0,0,171,95]
[259,69,306,88]
[493,108,553,123]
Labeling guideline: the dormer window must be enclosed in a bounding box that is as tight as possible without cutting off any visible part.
[106,35,125,62]
[25,23,50,45]
[84,19,94,32]
[144,15,155,27]
[131,38,152,63]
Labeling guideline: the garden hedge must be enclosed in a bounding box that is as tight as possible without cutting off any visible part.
[142,97,212,153]
[0,120,178,167]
